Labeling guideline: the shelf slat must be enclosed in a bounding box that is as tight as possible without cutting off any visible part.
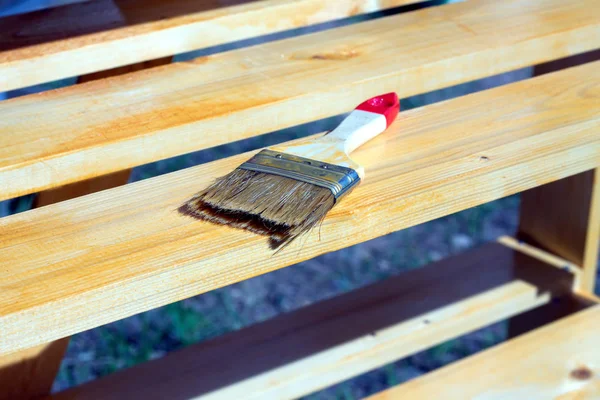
[370,304,600,399]
[0,0,423,92]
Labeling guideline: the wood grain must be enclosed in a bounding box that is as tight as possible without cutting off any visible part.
[369,305,600,399]
[0,0,422,92]
[0,36,174,399]
[48,242,574,400]
[32,34,174,209]
[0,62,598,355]
[0,52,176,400]
[519,169,600,293]
[0,338,69,400]
[1,0,599,201]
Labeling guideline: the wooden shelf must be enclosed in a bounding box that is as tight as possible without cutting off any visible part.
[48,240,592,400]
[1,0,598,398]
[0,62,598,355]
[369,304,600,399]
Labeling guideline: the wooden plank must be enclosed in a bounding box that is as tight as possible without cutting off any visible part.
[519,169,600,293]
[519,30,600,295]
[0,51,176,400]
[1,0,599,200]
[0,0,424,92]
[33,54,173,209]
[33,55,174,208]
[0,61,599,355]
[0,338,69,400]
[0,24,173,396]
[48,242,575,400]
[369,305,600,399]
[2,39,167,398]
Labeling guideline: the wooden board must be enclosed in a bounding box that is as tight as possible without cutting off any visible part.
[521,52,600,293]
[1,0,599,200]
[369,305,600,399]
[0,51,175,400]
[33,49,174,209]
[0,338,69,400]
[519,169,600,293]
[48,242,576,400]
[0,61,598,355]
[533,49,600,76]
[0,0,423,92]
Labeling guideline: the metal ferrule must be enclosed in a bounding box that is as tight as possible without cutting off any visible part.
[239,149,360,201]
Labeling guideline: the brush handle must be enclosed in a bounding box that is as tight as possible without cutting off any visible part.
[272,93,399,178]
[324,92,400,154]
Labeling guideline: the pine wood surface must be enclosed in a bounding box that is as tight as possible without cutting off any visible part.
[369,305,600,399]
[0,62,598,355]
[0,0,423,92]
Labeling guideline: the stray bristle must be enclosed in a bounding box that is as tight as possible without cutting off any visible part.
[179,169,335,249]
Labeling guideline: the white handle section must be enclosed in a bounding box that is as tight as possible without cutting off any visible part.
[324,109,388,154]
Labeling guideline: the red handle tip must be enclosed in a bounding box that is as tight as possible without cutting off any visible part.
[356,92,400,127]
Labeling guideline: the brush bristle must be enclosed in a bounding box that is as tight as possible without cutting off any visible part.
[179,169,335,249]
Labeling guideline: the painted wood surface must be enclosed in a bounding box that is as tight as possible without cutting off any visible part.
[0,0,422,92]
[1,0,599,201]
[369,305,600,399]
[49,242,575,400]
[0,62,598,355]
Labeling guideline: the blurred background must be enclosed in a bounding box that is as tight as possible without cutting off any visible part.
[1,1,597,399]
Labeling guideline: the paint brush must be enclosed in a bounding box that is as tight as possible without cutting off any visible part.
[179,92,400,249]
